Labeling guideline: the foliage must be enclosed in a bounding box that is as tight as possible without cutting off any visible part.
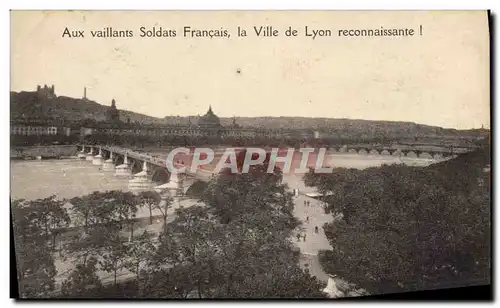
[98,231,128,287]
[61,257,102,298]
[306,148,491,294]
[143,157,325,298]
[136,191,161,225]
[24,195,70,249]
[13,158,326,298]
[11,199,58,298]
[125,230,156,280]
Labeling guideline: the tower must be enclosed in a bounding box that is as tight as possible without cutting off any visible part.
[83,87,87,99]
[106,98,120,122]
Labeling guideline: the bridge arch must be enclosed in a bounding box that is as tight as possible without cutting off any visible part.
[151,168,170,183]
[406,151,417,158]
[129,159,143,174]
[114,154,124,165]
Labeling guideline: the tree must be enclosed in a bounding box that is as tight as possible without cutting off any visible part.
[61,257,102,298]
[99,231,128,288]
[306,148,491,294]
[137,191,161,225]
[106,191,139,239]
[152,195,174,232]
[146,156,325,299]
[125,230,156,283]
[64,224,121,267]
[79,190,139,238]
[70,192,103,232]
[28,195,70,250]
[12,199,57,298]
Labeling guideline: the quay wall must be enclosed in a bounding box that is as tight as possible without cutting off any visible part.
[11,145,79,159]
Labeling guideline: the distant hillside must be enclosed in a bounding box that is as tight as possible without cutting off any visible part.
[10,91,489,142]
[10,91,161,124]
[161,116,489,141]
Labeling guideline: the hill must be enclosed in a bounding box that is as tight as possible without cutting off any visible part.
[10,91,489,142]
[10,91,161,124]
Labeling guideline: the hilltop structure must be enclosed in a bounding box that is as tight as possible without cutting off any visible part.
[82,87,89,101]
[36,84,56,99]
[106,98,120,123]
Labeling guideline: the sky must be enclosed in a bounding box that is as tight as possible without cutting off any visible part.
[10,10,490,129]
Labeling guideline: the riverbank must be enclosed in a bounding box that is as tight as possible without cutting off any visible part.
[11,145,78,160]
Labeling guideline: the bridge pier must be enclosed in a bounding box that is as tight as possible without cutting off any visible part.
[154,172,182,207]
[92,147,104,165]
[115,153,132,178]
[102,151,115,171]
[77,145,86,159]
[85,147,94,161]
[128,161,154,192]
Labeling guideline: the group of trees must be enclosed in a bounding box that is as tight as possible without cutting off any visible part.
[11,191,171,298]
[12,159,326,298]
[12,196,67,297]
[304,147,491,295]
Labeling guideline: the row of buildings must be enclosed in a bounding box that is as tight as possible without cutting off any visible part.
[10,125,69,136]
[84,105,319,140]
[11,85,320,140]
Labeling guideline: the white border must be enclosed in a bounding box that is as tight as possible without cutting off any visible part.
[3,1,497,307]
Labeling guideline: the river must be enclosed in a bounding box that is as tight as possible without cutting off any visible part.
[10,153,441,201]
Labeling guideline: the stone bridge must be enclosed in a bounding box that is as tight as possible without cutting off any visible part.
[75,143,478,199]
[75,145,215,201]
[329,144,474,158]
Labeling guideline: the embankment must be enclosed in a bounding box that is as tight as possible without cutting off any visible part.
[11,145,78,160]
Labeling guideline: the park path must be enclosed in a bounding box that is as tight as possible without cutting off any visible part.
[284,175,368,296]
[281,174,335,284]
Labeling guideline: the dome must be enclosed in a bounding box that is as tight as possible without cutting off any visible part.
[198,105,221,127]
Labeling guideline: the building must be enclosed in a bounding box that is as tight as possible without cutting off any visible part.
[106,99,120,122]
[11,125,58,136]
[11,103,316,143]
[36,84,56,99]
[197,105,222,129]
[80,106,317,140]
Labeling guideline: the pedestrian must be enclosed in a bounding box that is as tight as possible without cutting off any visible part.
[315,226,319,233]
[304,200,306,206]
[296,233,301,242]
[306,216,309,223]
[303,234,306,242]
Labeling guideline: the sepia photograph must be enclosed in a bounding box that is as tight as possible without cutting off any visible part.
[9,10,491,299]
